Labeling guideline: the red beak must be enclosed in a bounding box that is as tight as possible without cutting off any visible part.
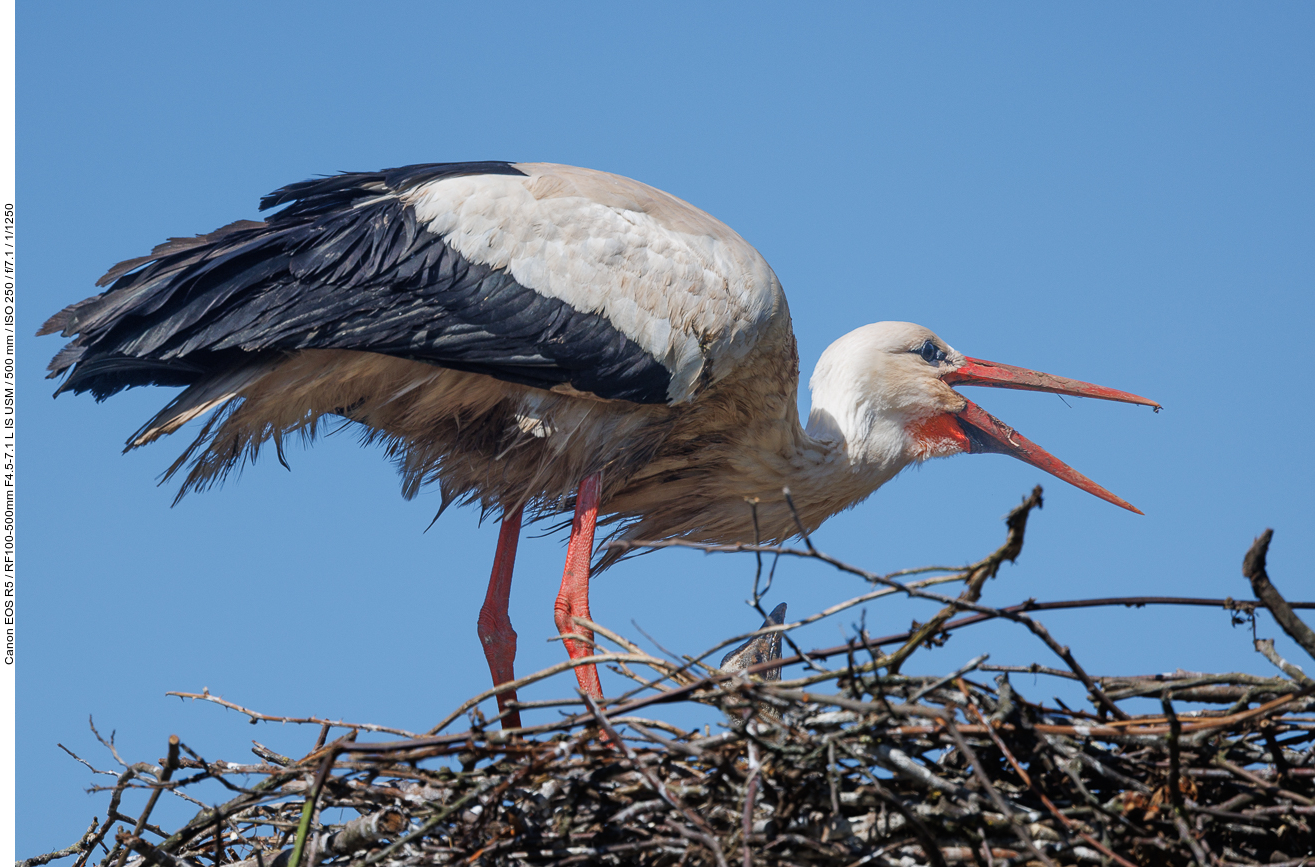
[942,358,1160,514]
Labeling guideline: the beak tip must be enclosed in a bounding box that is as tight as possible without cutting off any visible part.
[1110,495,1145,515]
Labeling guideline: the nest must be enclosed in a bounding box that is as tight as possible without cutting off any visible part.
[29,489,1315,867]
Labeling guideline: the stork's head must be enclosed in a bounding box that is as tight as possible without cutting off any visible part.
[806,322,1160,513]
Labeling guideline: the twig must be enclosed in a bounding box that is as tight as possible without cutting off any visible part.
[886,487,1042,673]
[741,740,759,867]
[1244,529,1315,662]
[111,831,191,867]
[1255,638,1312,685]
[425,651,669,735]
[1162,692,1184,814]
[583,693,729,867]
[906,654,989,704]
[960,688,1140,867]
[165,690,420,739]
[75,763,149,867]
[941,715,1058,867]
[117,736,180,867]
[19,819,100,867]
[58,745,115,777]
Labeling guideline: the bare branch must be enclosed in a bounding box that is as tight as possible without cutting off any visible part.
[1244,529,1315,662]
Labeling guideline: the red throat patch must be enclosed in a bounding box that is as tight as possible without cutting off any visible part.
[907,413,970,459]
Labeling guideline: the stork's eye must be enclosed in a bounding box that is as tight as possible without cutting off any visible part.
[916,340,947,364]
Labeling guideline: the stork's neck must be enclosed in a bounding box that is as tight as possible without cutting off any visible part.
[775,397,914,530]
[803,400,911,484]
[680,404,910,552]
[760,354,936,540]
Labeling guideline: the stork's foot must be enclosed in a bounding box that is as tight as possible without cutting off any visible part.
[478,505,524,729]
[555,471,604,699]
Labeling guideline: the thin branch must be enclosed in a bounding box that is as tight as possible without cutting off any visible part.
[583,693,729,867]
[165,690,421,739]
[1244,529,1315,661]
[18,819,100,867]
[116,736,180,867]
[886,487,1043,673]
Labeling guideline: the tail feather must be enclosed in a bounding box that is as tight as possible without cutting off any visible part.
[127,360,281,449]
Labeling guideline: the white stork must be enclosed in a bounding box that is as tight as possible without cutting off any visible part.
[41,162,1158,728]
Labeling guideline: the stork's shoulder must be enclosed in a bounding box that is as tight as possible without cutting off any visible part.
[404,163,791,402]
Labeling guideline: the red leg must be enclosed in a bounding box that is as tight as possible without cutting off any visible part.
[477,504,524,729]
[554,472,604,699]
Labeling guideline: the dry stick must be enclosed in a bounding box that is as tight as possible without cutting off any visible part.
[360,734,574,867]
[223,810,407,867]
[622,592,874,698]
[627,576,1289,694]
[992,595,1315,612]
[1245,529,1315,662]
[88,719,130,770]
[75,765,144,867]
[1255,638,1313,685]
[570,616,649,660]
[741,740,760,867]
[807,596,1315,677]
[18,818,101,867]
[111,831,191,867]
[58,745,115,778]
[995,609,1130,721]
[886,487,1043,673]
[103,813,168,841]
[1160,694,1188,801]
[1170,812,1211,867]
[774,487,837,674]
[940,715,1058,867]
[608,716,696,741]
[1162,697,1211,867]
[164,691,421,740]
[621,721,704,758]
[115,736,181,867]
[906,654,989,704]
[166,742,260,800]
[1212,755,1315,807]
[959,685,1141,867]
[1162,699,1209,867]
[834,741,949,867]
[569,615,703,695]
[357,786,493,867]
[595,601,843,710]
[156,759,314,855]
[425,650,668,735]
[582,693,729,867]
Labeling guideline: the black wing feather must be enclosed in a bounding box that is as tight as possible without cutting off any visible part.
[42,162,672,404]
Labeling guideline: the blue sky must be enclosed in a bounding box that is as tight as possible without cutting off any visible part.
[18,2,1315,855]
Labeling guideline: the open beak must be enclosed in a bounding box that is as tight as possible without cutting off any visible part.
[942,358,1160,514]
